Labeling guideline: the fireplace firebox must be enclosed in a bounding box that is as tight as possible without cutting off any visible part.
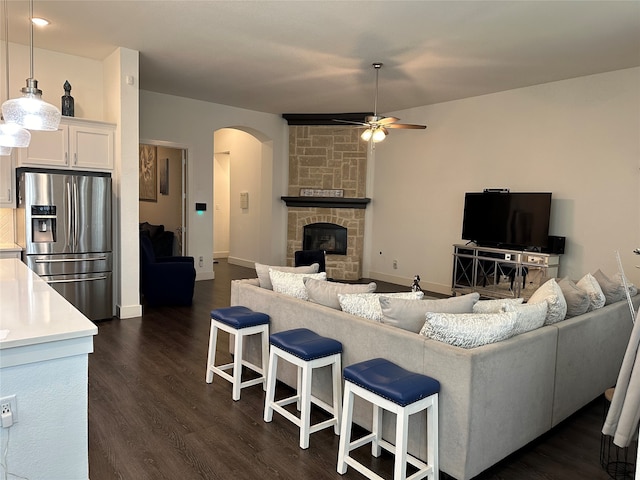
[303,223,347,255]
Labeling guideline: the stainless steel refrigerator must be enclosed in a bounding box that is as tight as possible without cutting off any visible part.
[16,168,113,321]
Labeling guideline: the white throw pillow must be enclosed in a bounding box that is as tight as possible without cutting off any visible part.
[255,262,319,290]
[420,311,517,348]
[380,292,480,333]
[269,269,326,300]
[338,291,424,322]
[576,273,606,311]
[473,298,524,314]
[304,278,377,309]
[527,278,567,325]
[503,301,548,335]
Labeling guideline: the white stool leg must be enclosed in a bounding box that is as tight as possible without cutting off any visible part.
[231,330,244,401]
[205,320,218,383]
[372,403,382,457]
[332,354,342,434]
[296,364,303,411]
[263,348,278,422]
[428,395,439,480]
[299,362,312,449]
[260,325,269,391]
[394,407,410,480]
[337,382,354,474]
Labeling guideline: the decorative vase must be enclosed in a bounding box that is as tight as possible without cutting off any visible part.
[61,80,74,117]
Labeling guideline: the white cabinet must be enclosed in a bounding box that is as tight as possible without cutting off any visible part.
[0,153,15,207]
[18,117,115,171]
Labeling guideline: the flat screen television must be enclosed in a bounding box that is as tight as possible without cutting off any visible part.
[461,192,552,250]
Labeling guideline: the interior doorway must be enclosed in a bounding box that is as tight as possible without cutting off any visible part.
[139,143,187,256]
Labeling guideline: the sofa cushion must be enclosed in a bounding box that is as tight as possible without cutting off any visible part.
[528,278,567,324]
[338,291,424,322]
[557,277,590,317]
[255,262,319,290]
[419,311,517,348]
[473,297,524,314]
[593,269,626,305]
[269,269,326,300]
[576,273,606,311]
[303,278,377,309]
[503,301,548,335]
[612,272,638,297]
[379,292,480,333]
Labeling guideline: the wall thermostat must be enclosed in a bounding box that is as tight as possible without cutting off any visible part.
[195,202,206,211]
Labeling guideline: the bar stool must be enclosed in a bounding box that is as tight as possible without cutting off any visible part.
[205,306,270,401]
[263,328,343,449]
[337,358,440,480]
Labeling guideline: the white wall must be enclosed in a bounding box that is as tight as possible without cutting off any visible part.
[367,68,640,293]
[214,129,264,266]
[213,152,230,258]
[139,91,289,279]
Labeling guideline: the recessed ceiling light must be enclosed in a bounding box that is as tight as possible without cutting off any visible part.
[31,17,50,27]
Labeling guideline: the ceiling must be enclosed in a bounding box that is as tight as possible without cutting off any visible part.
[5,1,640,115]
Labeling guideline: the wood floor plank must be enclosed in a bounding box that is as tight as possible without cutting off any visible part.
[88,259,620,480]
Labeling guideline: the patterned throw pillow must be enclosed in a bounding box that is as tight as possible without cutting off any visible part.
[269,269,326,300]
[473,298,524,314]
[420,311,517,348]
[576,273,606,311]
[503,301,548,335]
[528,278,567,325]
[338,291,424,322]
[255,262,319,290]
[303,278,377,309]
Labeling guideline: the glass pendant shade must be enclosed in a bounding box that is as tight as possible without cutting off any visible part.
[0,145,10,156]
[2,78,61,131]
[0,121,31,147]
[371,127,387,143]
[360,128,373,142]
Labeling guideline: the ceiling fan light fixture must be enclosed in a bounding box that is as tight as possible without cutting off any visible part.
[361,128,373,142]
[371,127,387,143]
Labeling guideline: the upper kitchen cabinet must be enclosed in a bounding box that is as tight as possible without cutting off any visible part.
[18,117,115,172]
[0,152,15,207]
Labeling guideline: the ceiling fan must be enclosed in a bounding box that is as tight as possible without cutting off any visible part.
[334,63,426,143]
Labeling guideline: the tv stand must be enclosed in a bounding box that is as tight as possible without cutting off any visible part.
[452,244,560,300]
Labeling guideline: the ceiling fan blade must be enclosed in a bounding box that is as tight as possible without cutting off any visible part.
[386,123,427,130]
[376,116,400,126]
[333,119,368,127]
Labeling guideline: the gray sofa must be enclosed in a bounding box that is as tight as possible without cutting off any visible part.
[230,278,637,480]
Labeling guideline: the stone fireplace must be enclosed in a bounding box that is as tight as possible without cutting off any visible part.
[282,119,370,280]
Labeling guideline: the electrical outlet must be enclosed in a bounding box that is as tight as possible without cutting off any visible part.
[1,395,17,426]
[393,259,398,269]
[198,256,204,267]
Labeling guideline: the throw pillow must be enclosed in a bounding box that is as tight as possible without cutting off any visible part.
[527,278,567,325]
[576,273,606,311]
[593,269,626,305]
[255,262,319,290]
[472,297,524,314]
[557,277,590,317]
[379,292,480,333]
[612,272,638,297]
[419,311,517,349]
[338,291,424,322]
[269,269,326,300]
[503,301,548,335]
[304,278,377,309]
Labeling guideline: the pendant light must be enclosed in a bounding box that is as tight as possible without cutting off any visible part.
[1,0,60,132]
[0,0,30,151]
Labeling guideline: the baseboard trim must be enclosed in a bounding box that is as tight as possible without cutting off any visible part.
[227,256,255,269]
[367,271,451,296]
[117,303,142,319]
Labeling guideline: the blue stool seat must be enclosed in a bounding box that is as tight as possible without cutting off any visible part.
[344,357,440,407]
[270,328,342,360]
[211,306,270,329]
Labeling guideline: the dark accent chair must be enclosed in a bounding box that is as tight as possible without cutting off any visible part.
[294,249,326,273]
[139,222,174,257]
[140,233,196,307]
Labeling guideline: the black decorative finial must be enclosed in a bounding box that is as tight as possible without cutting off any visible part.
[61,80,74,117]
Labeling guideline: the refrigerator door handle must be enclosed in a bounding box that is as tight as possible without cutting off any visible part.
[66,181,73,248]
[35,256,108,264]
[46,275,108,284]
[73,178,79,249]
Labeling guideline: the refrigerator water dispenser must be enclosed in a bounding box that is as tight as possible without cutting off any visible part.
[31,205,57,243]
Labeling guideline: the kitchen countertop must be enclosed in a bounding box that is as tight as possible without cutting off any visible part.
[0,258,98,367]
[0,243,22,252]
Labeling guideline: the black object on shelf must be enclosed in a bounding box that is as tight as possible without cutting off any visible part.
[61,80,74,117]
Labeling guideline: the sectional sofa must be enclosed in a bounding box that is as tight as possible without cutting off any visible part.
[230,277,637,480]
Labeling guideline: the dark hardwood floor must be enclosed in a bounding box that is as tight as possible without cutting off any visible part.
[88,260,616,480]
